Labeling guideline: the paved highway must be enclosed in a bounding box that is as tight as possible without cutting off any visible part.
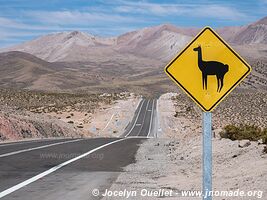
[123,98,157,138]
[0,98,157,200]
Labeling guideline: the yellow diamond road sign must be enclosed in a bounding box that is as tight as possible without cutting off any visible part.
[165,27,252,112]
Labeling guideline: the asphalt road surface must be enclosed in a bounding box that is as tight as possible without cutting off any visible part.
[0,98,158,200]
[123,98,157,138]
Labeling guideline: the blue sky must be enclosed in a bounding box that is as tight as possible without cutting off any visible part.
[0,0,266,47]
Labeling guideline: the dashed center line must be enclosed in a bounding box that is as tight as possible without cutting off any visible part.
[125,99,145,137]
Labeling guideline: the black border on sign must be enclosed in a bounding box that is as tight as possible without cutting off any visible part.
[165,27,252,112]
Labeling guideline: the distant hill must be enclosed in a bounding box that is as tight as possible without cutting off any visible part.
[0,51,103,91]
[2,25,193,62]
[227,16,267,45]
[0,51,167,94]
[115,24,192,61]
[2,31,118,62]
[0,51,56,89]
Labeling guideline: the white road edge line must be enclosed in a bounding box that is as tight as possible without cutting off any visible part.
[156,98,161,138]
[0,139,83,158]
[147,99,155,138]
[135,98,142,110]
[125,99,145,137]
[0,138,127,199]
[0,138,67,147]
[0,139,47,147]
[102,113,115,131]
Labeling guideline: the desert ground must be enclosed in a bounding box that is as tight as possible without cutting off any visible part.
[0,89,140,141]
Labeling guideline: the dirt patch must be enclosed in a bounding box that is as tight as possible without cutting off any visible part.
[105,137,266,200]
[47,94,141,137]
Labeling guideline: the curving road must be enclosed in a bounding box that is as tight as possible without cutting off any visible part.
[0,98,158,200]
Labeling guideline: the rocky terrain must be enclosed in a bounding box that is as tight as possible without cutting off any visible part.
[0,109,82,141]
[159,91,267,138]
[0,89,136,141]
[104,137,266,200]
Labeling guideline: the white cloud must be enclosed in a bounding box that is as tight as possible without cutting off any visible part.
[0,17,64,31]
[25,10,140,26]
[0,12,139,48]
[113,1,247,21]
[0,17,25,29]
[192,5,247,20]
[115,2,184,16]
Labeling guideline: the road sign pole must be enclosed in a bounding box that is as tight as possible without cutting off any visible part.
[203,112,212,200]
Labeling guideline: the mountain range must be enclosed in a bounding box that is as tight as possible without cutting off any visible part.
[0,16,266,94]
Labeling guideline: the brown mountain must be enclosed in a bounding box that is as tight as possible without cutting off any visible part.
[0,51,102,91]
[3,24,193,62]
[229,16,267,45]
[2,31,118,62]
[2,17,267,63]
[0,51,56,89]
[0,17,266,93]
[0,51,166,93]
[115,24,193,61]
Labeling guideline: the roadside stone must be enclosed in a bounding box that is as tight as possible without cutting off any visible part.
[238,140,251,148]
[258,139,263,145]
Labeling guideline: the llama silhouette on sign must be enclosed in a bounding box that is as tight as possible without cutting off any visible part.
[193,45,229,92]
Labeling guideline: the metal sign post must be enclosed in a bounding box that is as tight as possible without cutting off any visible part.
[203,112,212,200]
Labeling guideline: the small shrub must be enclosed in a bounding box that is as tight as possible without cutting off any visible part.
[220,125,239,140]
[262,128,267,144]
[220,124,267,142]
[186,106,191,112]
